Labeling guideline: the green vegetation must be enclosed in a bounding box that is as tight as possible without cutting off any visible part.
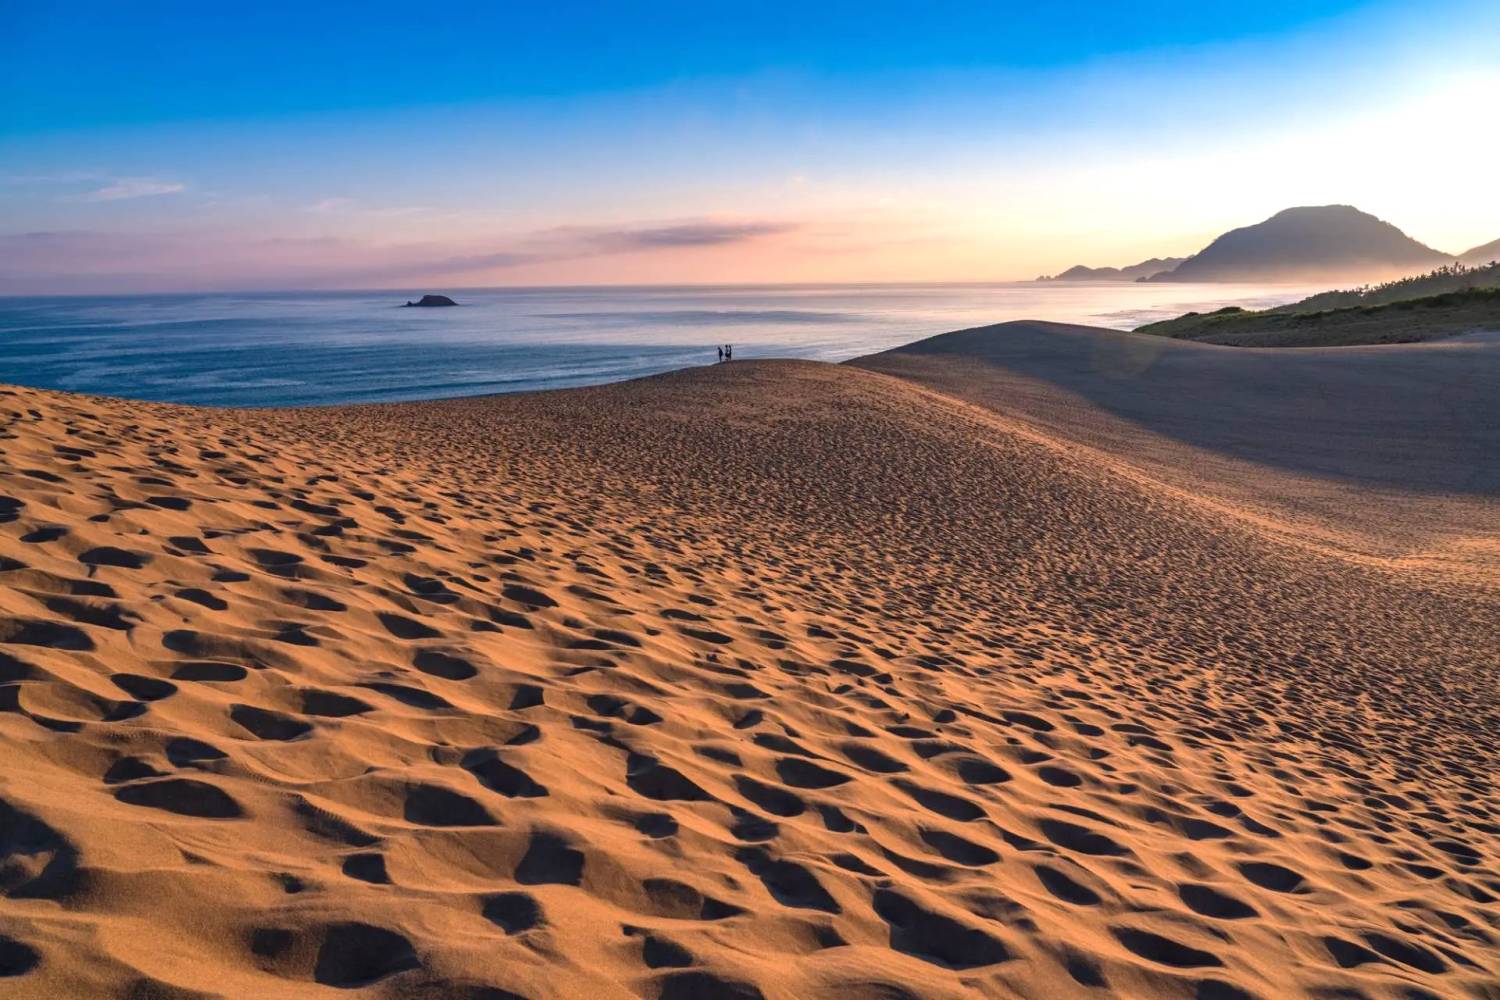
[1287,261,1500,311]
[1136,263,1500,347]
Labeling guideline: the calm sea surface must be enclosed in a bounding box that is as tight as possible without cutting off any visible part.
[0,282,1316,407]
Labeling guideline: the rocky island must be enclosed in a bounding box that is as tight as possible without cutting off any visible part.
[404,294,458,307]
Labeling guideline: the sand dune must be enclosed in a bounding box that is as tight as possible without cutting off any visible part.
[1,351,1497,999]
[856,321,1500,583]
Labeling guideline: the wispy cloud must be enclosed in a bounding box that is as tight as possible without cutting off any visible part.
[0,216,809,293]
[63,177,187,203]
[589,221,799,250]
[2,169,109,186]
[2,230,91,243]
[302,197,438,219]
[388,219,800,278]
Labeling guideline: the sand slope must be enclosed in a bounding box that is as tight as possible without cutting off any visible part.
[1,358,1497,999]
[855,321,1500,583]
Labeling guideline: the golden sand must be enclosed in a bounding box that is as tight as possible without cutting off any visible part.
[1,339,1496,998]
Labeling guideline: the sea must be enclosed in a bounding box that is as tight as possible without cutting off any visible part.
[0,282,1316,407]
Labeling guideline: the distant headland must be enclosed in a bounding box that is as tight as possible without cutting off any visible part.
[1039,205,1498,285]
[404,294,458,307]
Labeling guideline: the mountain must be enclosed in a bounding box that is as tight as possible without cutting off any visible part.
[1143,205,1451,283]
[1461,237,1500,266]
[1037,256,1186,282]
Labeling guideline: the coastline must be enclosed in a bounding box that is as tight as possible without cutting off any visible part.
[0,281,1320,408]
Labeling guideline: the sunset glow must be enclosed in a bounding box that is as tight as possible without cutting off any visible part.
[4,2,1498,293]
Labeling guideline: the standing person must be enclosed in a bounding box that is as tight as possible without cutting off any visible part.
[717,346,724,363]
[725,344,733,361]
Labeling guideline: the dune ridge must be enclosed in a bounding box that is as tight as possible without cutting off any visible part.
[856,321,1500,586]
[1,356,1497,999]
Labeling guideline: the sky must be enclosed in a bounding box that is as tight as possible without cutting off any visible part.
[3,1,1499,294]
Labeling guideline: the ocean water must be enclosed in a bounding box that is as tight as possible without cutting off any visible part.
[0,282,1316,407]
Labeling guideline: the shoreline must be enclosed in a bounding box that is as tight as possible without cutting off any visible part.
[0,282,1323,408]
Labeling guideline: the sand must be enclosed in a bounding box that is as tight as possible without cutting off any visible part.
[856,322,1500,585]
[0,337,1497,998]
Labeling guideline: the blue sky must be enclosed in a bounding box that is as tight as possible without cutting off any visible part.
[4,2,1399,125]
[3,1,1498,292]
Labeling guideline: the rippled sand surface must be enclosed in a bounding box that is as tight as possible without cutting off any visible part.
[1,331,1496,998]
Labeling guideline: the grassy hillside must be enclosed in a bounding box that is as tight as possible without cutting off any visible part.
[1289,261,1500,311]
[1137,263,1500,347]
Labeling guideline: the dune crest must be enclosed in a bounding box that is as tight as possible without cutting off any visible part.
[857,320,1500,585]
[1,363,1496,999]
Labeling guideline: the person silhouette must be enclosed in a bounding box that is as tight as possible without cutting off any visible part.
[717,346,724,363]
[725,344,733,361]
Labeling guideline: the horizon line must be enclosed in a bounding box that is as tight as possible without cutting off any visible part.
[0,276,1338,302]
